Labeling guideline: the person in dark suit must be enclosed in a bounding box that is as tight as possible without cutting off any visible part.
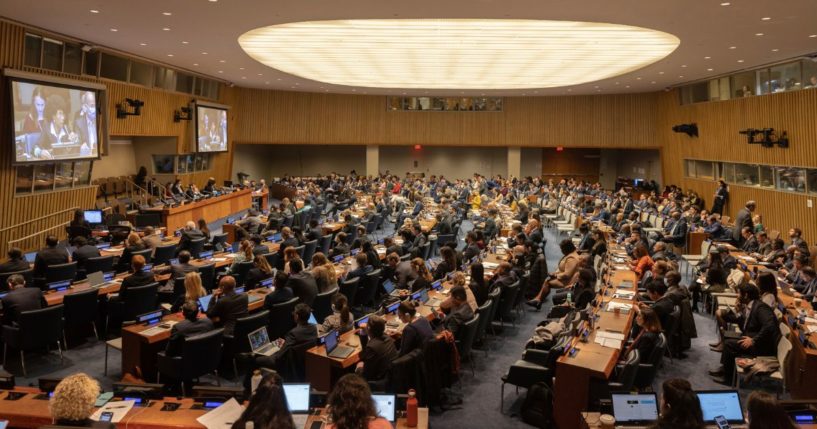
[483,209,498,239]
[357,315,399,381]
[433,246,458,280]
[275,228,299,267]
[0,248,31,274]
[575,223,596,254]
[640,280,675,330]
[345,253,373,282]
[1,274,46,326]
[305,219,323,242]
[439,286,475,339]
[788,227,811,257]
[712,180,729,215]
[396,302,434,357]
[176,221,206,255]
[660,211,688,250]
[330,233,351,259]
[740,227,760,253]
[625,306,662,361]
[166,251,198,279]
[71,236,100,272]
[462,232,481,262]
[33,235,69,278]
[286,259,318,306]
[117,232,147,272]
[165,300,215,356]
[248,303,318,389]
[118,255,155,300]
[710,284,780,385]
[73,91,97,153]
[264,272,295,307]
[205,275,248,336]
[731,201,756,245]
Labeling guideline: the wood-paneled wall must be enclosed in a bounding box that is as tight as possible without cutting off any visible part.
[658,88,817,240]
[541,148,601,182]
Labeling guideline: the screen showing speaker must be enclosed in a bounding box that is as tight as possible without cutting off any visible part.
[10,78,103,164]
[196,105,228,153]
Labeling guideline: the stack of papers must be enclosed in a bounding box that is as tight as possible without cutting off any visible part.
[606,302,633,312]
[196,398,245,429]
[613,289,636,300]
[482,262,499,270]
[594,330,625,349]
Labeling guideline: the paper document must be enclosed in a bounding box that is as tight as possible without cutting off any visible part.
[91,400,135,423]
[293,415,309,428]
[196,398,245,429]
[482,262,499,269]
[594,337,623,349]
[614,289,635,298]
[808,325,817,333]
[805,317,817,325]
[596,330,626,341]
[212,257,227,262]
[606,302,633,312]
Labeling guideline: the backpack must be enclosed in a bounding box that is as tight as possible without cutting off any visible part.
[520,382,553,428]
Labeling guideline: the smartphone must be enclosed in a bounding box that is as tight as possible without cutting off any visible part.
[309,421,324,429]
[714,415,731,429]
[100,412,114,422]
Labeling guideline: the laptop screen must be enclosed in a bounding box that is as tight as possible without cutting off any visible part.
[86,271,104,287]
[271,233,282,242]
[324,330,338,353]
[611,393,659,424]
[308,313,317,325]
[351,248,360,256]
[372,394,396,422]
[24,251,37,263]
[96,242,111,250]
[200,250,214,260]
[142,263,153,272]
[248,327,269,352]
[333,255,344,263]
[386,301,401,314]
[104,271,115,282]
[355,314,371,328]
[259,277,274,288]
[696,391,744,423]
[431,280,442,291]
[84,210,103,224]
[283,384,310,413]
[198,294,213,311]
[412,288,429,303]
[382,279,395,293]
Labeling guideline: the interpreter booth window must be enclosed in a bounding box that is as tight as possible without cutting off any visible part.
[15,165,34,194]
[803,60,817,89]
[756,68,771,95]
[776,167,806,193]
[694,161,715,179]
[100,53,129,82]
[719,163,736,183]
[684,160,695,178]
[734,164,759,186]
[73,161,92,186]
[153,155,175,174]
[54,162,74,190]
[33,163,55,192]
[177,155,190,174]
[24,34,42,68]
[41,38,64,72]
[758,165,775,188]
[731,71,756,97]
[770,62,802,93]
[130,61,153,87]
[807,170,817,195]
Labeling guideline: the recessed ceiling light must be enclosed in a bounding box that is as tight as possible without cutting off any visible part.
[704,56,711,59]
[238,19,680,90]
[162,12,172,16]
[625,85,630,88]
[594,85,600,88]
[239,67,245,70]
[352,89,356,92]
[650,81,656,84]
[810,34,817,38]
[681,64,687,68]
[139,42,147,46]
[167,54,174,57]
[295,83,299,85]
[737,59,744,63]
[257,73,263,76]
[658,71,665,74]
[707,68,713,71]
[193,63,199,66]
[163,27,171,31]
[720,2,730,5]
[89,9,99,13]
[761,17,771,21]
[771,48,779,52]
[241,76,246,79]
[110,28,118,32]
[265,81,270,84]
[218,70,223,73]
[755,33,764,36]
[567,89,572,92]
[636,77,642,80]
[679,75,684,78]
[219,60,226,63]
[201,52,208,55]
[615,81,620,85]
[182,41,189,44]
[209,0,217,2]
[277,78,281,81]
[729,46,737,49]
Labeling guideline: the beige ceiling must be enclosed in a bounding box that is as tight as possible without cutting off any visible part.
[1,0,815,96]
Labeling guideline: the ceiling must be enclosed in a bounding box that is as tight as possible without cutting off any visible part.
[1,0,815,96]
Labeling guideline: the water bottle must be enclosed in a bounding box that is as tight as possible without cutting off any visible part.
[406,389,418,427]
[250,370,262,395]
[567,292,572,305]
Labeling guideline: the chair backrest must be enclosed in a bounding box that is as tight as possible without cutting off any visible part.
[474,299,493,344]
[268,297,299,340]
[153,244,178,265]
[777,335,793,375]
[616,349,641,392]
[420,242,431,260]
[188,238,207,258]
[313,287,339,324]
[233,260,256,285]
[84,255,114,275]
[319,235,332,255]
[197,263,216,292]
[128,248,153,266]
[123,283,159,320]
[63,288,100,326]
[513,272,530,309]
[338,277,359,308]
[232,310,270,354]
[457,314,480,357]
[436,234,455,251]
[283,215,294,228]
[67,225,92,240]
[496,281,520,321]
[211,233,229,252]
[282,339,316,382]
[18,305,65,349]
[0,269,34,291]
[262,253,280,272]
[182,329,224,380]
[302,240,318,265]
[635,333,667,389]
[294,245,306,260]
[779,322,791,338]
[356,269,382,309]
[486,287,503,324]
[768,229,781,241]
[172,277,186,301]
[365,220,377,234]
[46,262,77,284]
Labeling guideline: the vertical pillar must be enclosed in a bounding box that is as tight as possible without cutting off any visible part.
[507,146,521,178]
[366,145,379,177]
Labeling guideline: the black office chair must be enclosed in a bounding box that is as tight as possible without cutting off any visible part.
[485,287,502,335]
[319,235,332,256]
[157,329,224,396]
[338,277,359,310]
[124,248,153,269]
[160,276,187,306]
[492,280,520,330]
[473,299,494,355]
[500,349,552,413]
[435,234,455,253]
[45,262,78,285]
[84,255,114,276]
[263,253,280,272]
[197,263,216,292]
[513,272,531,317]
[189,238,207,259]
[267,297,299,341]
[2,305,65,376]
[294,245,306,260]
[67,225,92,241]
[355,269,382,311]
[634,333,667,390]
[283,215,294,228]
[153,244,178,265]
[302,240,318,265]
[313,287,339,324]
[233,261,255,286]
[63,288,100,347]
[279,340,315,382]
[456,314,480,376]
[211,233,228,252]
[107,283,159,336]
[610,349,641,392]
[224,310,270,376]
[420,242,431,261]
[0,270,34,291]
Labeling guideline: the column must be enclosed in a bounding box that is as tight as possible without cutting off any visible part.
[366,145,379,177]
[507,146,521,178]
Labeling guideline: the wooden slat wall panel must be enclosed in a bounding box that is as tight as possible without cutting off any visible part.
[658,88,817,241]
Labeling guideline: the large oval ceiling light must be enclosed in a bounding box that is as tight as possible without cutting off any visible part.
[239,19,680,90]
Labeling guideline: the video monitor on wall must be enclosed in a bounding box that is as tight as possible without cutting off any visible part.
[196,103,228,153]
[7,70,106,164]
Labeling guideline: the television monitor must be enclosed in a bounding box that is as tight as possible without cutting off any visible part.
[8,72,105,164]
[83,210,103,224]
[195,104,228,153]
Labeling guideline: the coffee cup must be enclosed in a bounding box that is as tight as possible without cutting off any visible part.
[599,414,616,429]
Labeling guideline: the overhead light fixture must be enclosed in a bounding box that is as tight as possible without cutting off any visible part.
[89,9,99,13]
[139,42,147,46]
[761,17,771,21]
[729,46,737,49]
[162,12,172,16]
[810,34,817,38]
[704,56,711,59]
[707,68,714,71]
[771,48,779,52]
[182,41,189,44]
[239,19,679,90]
[755,33,764,36]
[163,27,171,31]
[737,59,744,63]
[720,2,731,5]
[110,28,118,32]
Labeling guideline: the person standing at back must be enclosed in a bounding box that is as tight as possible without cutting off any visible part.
[731,201,756,245]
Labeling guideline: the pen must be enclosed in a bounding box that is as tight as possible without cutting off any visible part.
[108,406,128,409]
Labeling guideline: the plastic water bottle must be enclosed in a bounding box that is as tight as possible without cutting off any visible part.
[250,370,262,395]
[406,389,418,427]
[566,292,572,305]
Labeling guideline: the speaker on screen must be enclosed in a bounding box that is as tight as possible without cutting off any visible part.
[195,103,229,153]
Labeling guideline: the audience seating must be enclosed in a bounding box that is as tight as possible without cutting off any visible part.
[267,297,299,341]
[634,333,667,390]
[456,314,480,376]
[157,329,224,396]
[225,310,270,376]
[84,255,114,276]
[338,277,360,310]
[500,348,552,412]
[62,288,100,347]
[44,262,77,285]
[152,244,178,265]
[2,305,65,376]
[198,263,217,292]
[734,323,793,394]
[313,287,339,324]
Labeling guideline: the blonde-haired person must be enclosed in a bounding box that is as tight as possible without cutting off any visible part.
[440,272,478,312]
[311,252,338,293]
[117,231,147,272]
[171,271,207,312]
[245,255,274,290]
[50,373,114,428]
[227,240,254,274]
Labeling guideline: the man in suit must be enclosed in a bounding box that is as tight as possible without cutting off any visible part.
[305,219,323,242]
[345,253,373,282]
[357,315,399,382]
[264,272,295,307]
[119,255,155,299]
[286,259,318,306]
[176,221,205,256]
[640,280,675,330]
[237,209,264,235]
[1,274,46,326]
[74,91,97,155]
[0,248,31,274]
[659,211,688,250]
[795,267,817,303]
[788,227,811,257]
[740,227,759,253]
[275,228,298,264]
[71,236,100,272]
[165,301,214,356]
[731,201,756,245]
[167,251,198,280]
[703,214,726,240]
[206,275,248,336]
[33,235,69,278]
[710,284,779,385]
[440,286,475,339]
[462,232,481,263]
[754,231,772,257]
[482,209,498,239]
[575,223,596,254]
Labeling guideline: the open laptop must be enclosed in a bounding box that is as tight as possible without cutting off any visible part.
[198,294,213,311]
[777,276,795,297]
[87,271,116,288]
[324,329,355,359]
[372,394,396,423]
[24,251,37,263]
[248,326,280,356]
[611,392,659,426]
[383,279,400,296]
[696,390,745,424]
[282,383,310,414]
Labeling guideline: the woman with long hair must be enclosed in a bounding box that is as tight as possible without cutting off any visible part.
[410,257,432,292]
[433,246,457,280]
[746,391,797,429]
[232,371,295,429]
[320,293,353,334]
[311,252,338,293]
[171,271,207,312]
[649,379,704,429]
[326,374,391,429]
[245,255,274,290]
[197,218,211,241]
[629,244,654,280]
[228,240,254,273]
[469,262,489,306]
[625,307,662,360]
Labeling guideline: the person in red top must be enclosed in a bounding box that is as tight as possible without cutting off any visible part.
[629,244,654,280]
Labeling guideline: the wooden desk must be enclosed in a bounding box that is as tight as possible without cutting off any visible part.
[252,190,269,211]
[144,189,253,232]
